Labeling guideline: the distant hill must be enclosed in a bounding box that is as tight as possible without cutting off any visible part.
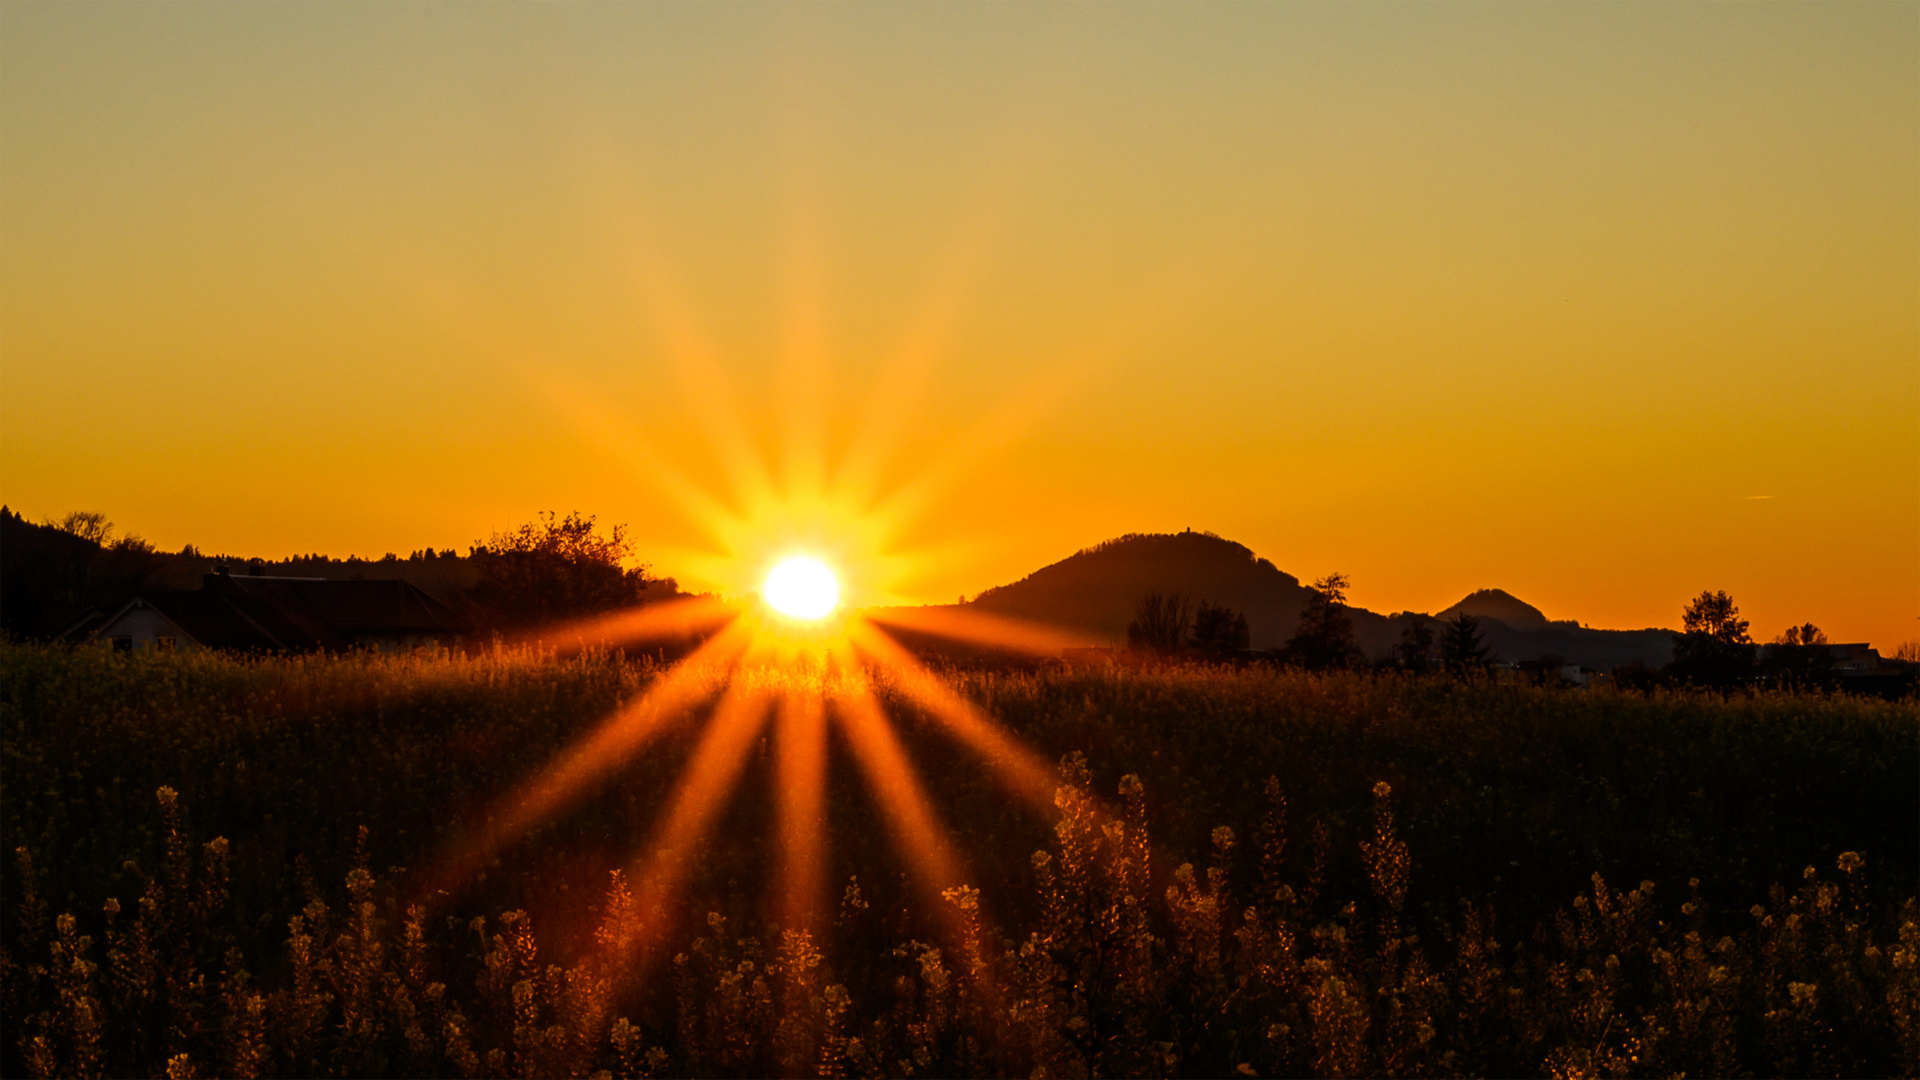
[1425,587,1673,670]
[961,530,1676,669]
[970,531,1318,651]
[1436,588,1549,629]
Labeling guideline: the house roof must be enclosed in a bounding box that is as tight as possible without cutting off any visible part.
[53,607,110,643]
[140,588,322,650]
[99,572,469,651]
[217,576,468,636]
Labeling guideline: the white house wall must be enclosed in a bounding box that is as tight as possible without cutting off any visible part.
[93,604,198,652]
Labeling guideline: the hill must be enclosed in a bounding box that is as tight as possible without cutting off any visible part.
[1436,587,1550,629]
[970,531,1319,651]
[963,530,1675,668]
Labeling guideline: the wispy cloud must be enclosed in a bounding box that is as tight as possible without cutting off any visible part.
[1741,495,1775,500]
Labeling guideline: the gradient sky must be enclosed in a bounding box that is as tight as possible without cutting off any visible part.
[3,3,1915,648]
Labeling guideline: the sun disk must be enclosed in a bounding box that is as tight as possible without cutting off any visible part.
[764,556,840,619]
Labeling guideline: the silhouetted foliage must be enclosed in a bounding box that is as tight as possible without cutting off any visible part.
[1682,589,1749,640]
[1187,600,1249,659]
[1126,591,1192,656]
[466,511,673,633]
[1611,661,1661,693]
[1765,622,1834,691]
[1439,611,1491,675]
[1393,616,1435,673]
[1668,589,1757,688]
[0,507,161,638]
[1278,573,1362,670]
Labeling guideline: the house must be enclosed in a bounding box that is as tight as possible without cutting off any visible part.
[1826,643,1881,672]
[87,565,468,653]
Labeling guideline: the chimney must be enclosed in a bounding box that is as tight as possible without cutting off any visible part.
[247,559,264,577]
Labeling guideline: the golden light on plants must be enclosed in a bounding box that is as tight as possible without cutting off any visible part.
[762,555,840,620]
[425,575,1092,975]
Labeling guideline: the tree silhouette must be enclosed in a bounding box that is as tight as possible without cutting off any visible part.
[1394,616,1435,673]
[1439,612,1491,676]
[1189,600,1249,659]
[1280,573,1361,670]
[0,509,159,637]
[1764,622,1832,690]
[1127,591,1193,656]
[1668,589,1756,687]
[48,510,112,546]
[466,511,672,632]
[1682,590,1749,641]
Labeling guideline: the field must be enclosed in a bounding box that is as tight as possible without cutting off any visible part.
[3,641,1917,1078]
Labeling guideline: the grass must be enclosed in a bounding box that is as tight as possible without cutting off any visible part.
[2,641,1916,1077]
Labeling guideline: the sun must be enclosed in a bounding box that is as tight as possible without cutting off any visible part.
[762,555,840,619]
[428,165,1127,982]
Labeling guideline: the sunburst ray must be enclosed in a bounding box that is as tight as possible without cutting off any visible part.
[622,663,778,958]
[825,639,969,900]
[846,618,1062,815]
[862,604,1105,658]
[829,637,1015,1020]
[424,615,752,897]
[493,593,738,654]
[773,683,830,934]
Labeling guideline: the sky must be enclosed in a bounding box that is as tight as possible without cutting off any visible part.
[2,3,1915,648]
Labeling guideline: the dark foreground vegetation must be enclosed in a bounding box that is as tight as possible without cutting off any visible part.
[3,643,1916,1078]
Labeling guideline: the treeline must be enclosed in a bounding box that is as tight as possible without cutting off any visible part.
[1125,576,1915,695]
[0,508,677,641]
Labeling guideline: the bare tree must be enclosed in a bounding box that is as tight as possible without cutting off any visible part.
[47,511,113,546]
[1127,591,1193,656]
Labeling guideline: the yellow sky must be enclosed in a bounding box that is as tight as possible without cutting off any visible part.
[2,4,1915,648]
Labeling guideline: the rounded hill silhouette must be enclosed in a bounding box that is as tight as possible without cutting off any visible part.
[970,530,1317,650]
[1435,588,1550,629]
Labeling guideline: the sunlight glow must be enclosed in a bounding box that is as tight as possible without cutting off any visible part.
[764,555,840,619]
[416,175,1137,991]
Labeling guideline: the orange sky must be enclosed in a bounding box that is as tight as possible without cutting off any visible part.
[2,4,1915,648]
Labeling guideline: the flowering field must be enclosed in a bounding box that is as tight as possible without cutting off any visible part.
[3,642,1916,1078]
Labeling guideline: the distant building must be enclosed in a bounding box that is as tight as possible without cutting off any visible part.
[1826,643,1881,672]
[1505,658,1608,688]
[85,565,468,653]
